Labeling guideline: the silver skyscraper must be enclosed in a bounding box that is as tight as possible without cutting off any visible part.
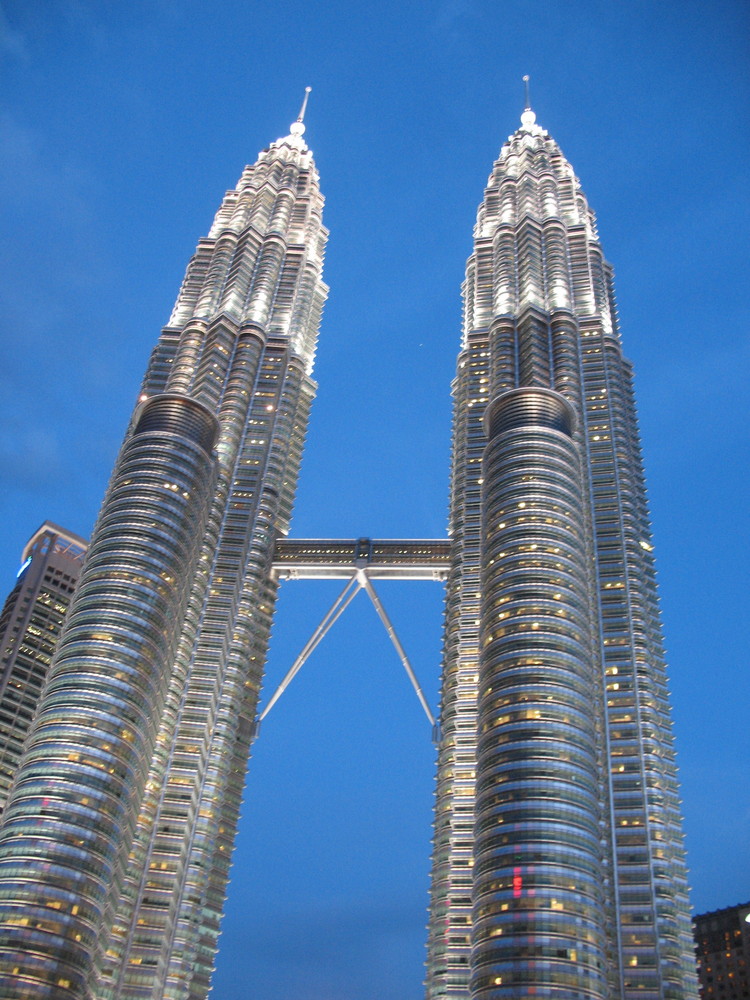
[0,91,697,1000]
[0,99,327,999]
[425,98,697,999]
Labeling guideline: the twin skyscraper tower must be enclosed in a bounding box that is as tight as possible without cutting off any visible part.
[0,93,697,999]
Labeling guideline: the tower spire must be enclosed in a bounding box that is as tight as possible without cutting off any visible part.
[297,85,312,123]
[520,74,537,130]
[289,86,312,140]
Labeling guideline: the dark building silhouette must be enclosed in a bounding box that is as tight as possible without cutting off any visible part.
[694,902,750,1000]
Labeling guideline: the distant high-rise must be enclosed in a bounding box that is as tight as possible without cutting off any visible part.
[694,902,750,1000]
[0,523,86,813]
[424,97,698,999]
[0,98,327,1000]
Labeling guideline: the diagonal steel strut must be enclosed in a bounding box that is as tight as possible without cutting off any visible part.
[258,573,360,724]
[357,569,436,729]
[256,567,436,735]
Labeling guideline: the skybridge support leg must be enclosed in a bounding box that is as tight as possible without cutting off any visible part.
[256,568,438,744]
[257,573,361,727]
[358,570,437,731]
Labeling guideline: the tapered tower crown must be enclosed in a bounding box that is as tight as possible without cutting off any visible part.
[464,113,605,347]
[164,99,328,375]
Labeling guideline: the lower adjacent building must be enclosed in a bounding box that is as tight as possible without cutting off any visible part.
[0,523,87,813]
[694,903,750,1000]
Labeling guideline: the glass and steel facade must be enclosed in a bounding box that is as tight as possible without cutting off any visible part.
[0,115,327,999]
[425,108,697,999]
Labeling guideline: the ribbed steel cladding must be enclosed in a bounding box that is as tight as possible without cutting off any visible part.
[471,390,608,1000]
[425,340,488,996]
[107,353,315,992]
[0,397,217,999]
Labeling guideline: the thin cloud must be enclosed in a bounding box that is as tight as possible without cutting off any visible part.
[0,2,27,60]
[0,427,64,493]
[431,0,477,34]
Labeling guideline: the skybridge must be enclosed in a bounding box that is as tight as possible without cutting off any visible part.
[271,536,451,580]
[258,537,451,737]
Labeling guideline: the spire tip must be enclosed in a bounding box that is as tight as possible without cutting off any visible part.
[297,87,312,123]
[289,87,312,139]
[520,74,536,129]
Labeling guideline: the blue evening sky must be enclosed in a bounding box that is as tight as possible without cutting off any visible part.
[1,2,748,998]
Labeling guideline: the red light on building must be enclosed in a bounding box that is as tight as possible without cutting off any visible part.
[513,866,523,898]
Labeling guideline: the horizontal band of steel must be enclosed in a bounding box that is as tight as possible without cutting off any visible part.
[133,393,220,453]
[483,386,576,439]
[272,537,451,580]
